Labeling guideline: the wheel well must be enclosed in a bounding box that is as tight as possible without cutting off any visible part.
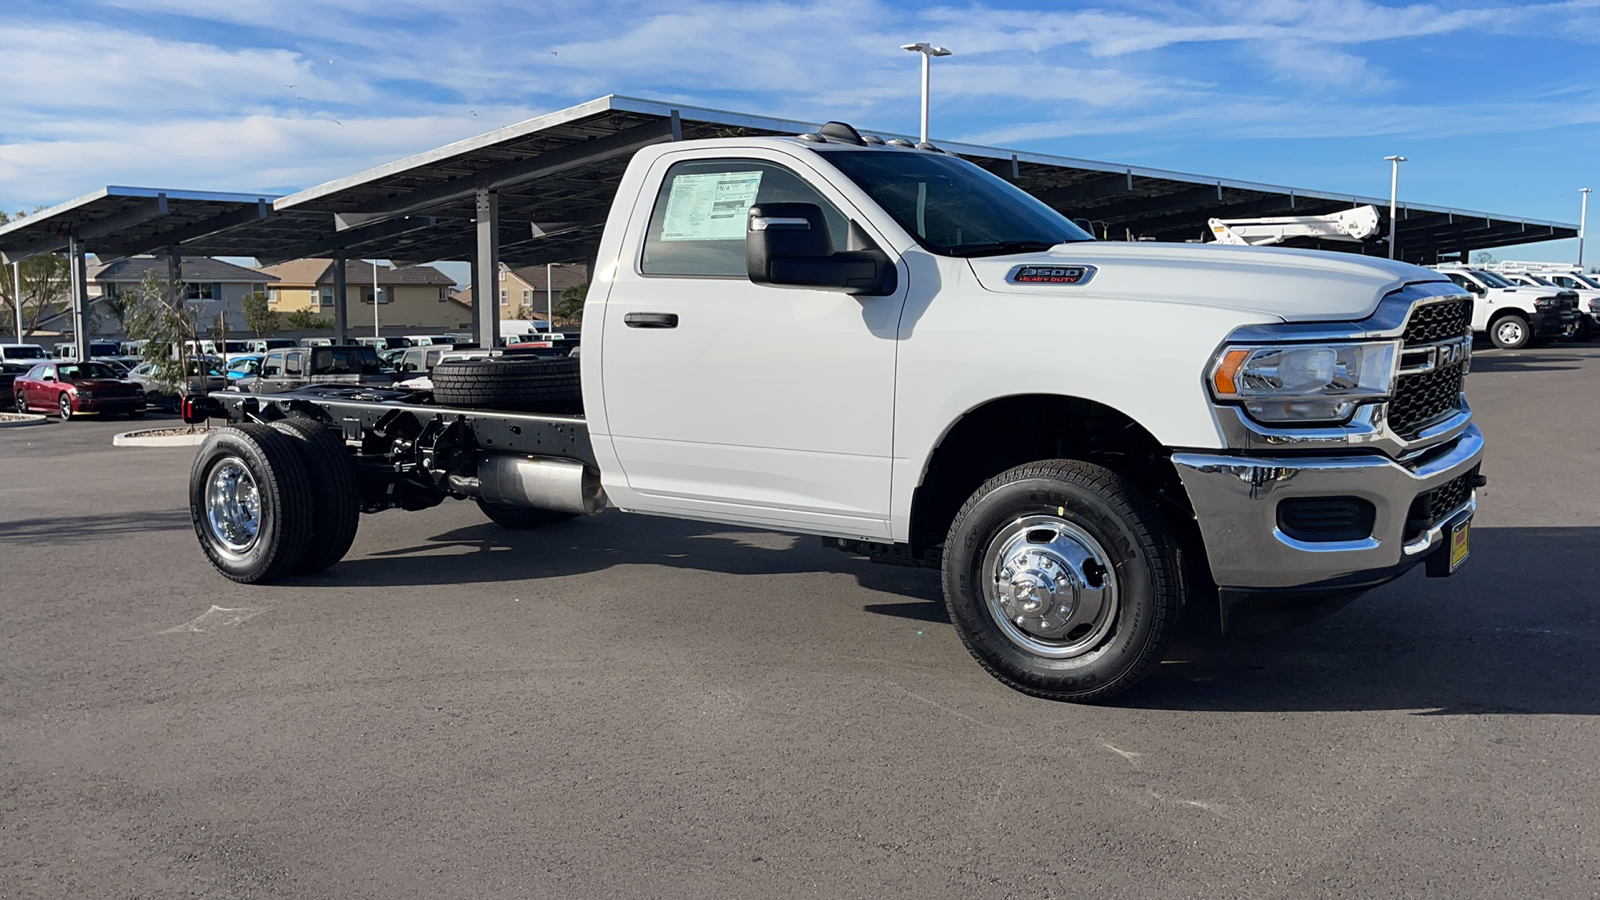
[908,395,1201,564]
[1489,308,1527,322]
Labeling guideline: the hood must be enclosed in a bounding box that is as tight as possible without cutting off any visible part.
[71,378,137,392]
[966,242,1446,322]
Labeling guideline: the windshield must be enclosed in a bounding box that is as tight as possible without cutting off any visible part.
[313,346,384,376]
[59,363,119,380]
[4,345,45,359]
[821,150,1093,256]
[1475,270,1515,288]
[1574,274,1600,289]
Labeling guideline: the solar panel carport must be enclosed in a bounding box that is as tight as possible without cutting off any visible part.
[1,95,1578,353]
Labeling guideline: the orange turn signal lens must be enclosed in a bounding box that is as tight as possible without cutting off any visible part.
[1212,348,1252,397]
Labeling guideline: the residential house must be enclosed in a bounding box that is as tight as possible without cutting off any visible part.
[89,255,278,334]
[495,263,588,321]
[254,259,468,330]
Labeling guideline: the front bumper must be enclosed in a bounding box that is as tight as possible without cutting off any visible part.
[78,396,147,413]
[1172,422,1484,593]
[1533,308,1578,336]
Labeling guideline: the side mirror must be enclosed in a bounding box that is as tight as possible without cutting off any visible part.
[746,203,896,295]
[1467,282,1485,295]
[1072,217,1095,236]
[42,374,55,382]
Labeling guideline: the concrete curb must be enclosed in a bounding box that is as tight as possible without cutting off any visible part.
[0,413,49,428]
[113,429,214,448]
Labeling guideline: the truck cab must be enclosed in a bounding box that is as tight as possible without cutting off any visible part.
[1429,264,1577,348]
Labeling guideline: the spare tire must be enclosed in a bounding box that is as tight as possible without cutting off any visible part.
[430,357,581,414]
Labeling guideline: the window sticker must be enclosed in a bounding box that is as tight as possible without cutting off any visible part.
[660,171,763,242]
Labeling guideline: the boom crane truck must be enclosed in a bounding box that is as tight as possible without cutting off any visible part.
[1208,205,1383,247]
[183,123,1485,703]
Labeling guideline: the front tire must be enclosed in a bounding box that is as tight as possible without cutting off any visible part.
[1490,313,1531,350]
[189,423,315,584]
[942,460,1183,704]
[58,393,73,420]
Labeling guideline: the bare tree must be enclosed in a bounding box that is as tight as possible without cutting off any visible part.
[124,270,204,422]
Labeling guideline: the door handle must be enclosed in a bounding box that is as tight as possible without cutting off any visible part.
[624,312,678,329]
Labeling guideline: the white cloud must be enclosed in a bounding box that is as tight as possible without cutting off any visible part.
[0,0,1596,215]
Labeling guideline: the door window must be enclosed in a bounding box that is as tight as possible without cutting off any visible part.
[262,353,284,377]
[641,159,847,277]
[285,352,305,377]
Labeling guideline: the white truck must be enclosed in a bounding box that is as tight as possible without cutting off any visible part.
[182,123,1485,703]
[1485,261,1599,341]
[1428,263,1580,349]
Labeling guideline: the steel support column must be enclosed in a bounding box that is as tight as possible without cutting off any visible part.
[332,250,349,344]
[68,234,89,361]
[474,186,501,349]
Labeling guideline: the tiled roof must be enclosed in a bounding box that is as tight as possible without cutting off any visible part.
[254,258,454,287]
[92,255,277,283]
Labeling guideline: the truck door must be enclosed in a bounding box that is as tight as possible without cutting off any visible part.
[598,153,905,537]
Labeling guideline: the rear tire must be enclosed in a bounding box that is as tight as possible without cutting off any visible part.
[476,498,577,529]
[1489,313,1531,350]
[431,357,581,413]
[189,423,314,584]
[270,417,361,573]
[942,459,1183,704]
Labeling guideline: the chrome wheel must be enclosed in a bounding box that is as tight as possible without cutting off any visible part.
[981,515,1120,659]
[58,394,72,419]
[205,458,261,553]
[1494,318,1526,348]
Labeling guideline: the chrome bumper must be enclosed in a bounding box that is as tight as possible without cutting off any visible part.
[1172,423,1484,590]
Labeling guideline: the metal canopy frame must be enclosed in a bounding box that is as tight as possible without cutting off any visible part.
[0,94,1578,350]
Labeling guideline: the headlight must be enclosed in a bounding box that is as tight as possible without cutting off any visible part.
[1210,340,1399,424]
[78,390,94,400]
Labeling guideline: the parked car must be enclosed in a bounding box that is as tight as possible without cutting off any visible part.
[394,348,493,390]
[234,345,394,393]
[0,361,34,409]
[51,340,122,361]
[0,343,49,364]
[300,337,333,348]
[93,356,143,376]
[13,360,146,419]
[127,360,226,409]
[224,354,265,382]
[245,338,298,354]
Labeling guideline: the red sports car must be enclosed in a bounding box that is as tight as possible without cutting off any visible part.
[13,361,147,420]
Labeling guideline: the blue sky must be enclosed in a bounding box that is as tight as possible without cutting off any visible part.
[3,0,1598,263]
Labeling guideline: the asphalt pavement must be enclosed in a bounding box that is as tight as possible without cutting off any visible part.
[2,342,1598,899]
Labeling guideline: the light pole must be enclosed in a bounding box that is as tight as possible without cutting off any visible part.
[1384,155,1407,260]
[900,42,952,144]
[371,259,381,339]
[1574,187,1587,267]
[11,262,22,342]
[546,262,554,331]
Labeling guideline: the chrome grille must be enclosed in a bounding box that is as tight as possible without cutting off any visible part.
[1390,297,1470,438]
[1401,296,1472,344]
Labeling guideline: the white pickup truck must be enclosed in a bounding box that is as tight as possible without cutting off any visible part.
[184,123,1485,703]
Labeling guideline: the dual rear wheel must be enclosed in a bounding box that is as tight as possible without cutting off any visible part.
[190,420,361,583]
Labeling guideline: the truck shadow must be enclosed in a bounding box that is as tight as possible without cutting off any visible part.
[1123,526,1600,715]
[319,515,1599,714]
[323,509,943,602]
